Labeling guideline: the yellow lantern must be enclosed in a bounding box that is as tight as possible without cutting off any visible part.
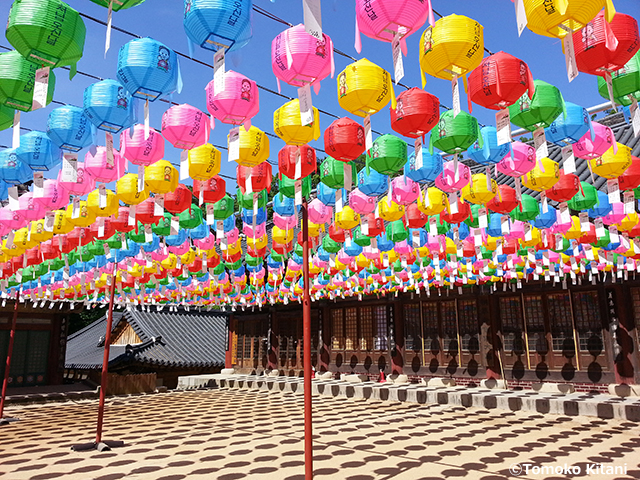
[484,235,499,250]
[419,14,484,84]
[335,206,360,230]
[29,219,53,243]
[227,239,242,255]
[417,187,447,215]
[14,227,37,250]
[2,239,23,258]
[521,227,541,247]
[66,201,96,227]
[272,225,294,244]
[618,212,638,232]
[247,234,268,250]
[590,143,632,179]
[356,254,370,269]
[180,249,196,266]
[273,99,321,145]
[87,188,119,217]
[309,222,324,237]
[337,58,396,117]
[444,236,457,255]
[461,173,497,204]
[189,143,221,181]
[523,157,560,191]
[116,173,149,205]
[231,125,270,167]
[52,210,73,235]
[378,198,405,221]
[523,0,615,39]
[564,216,583,240]
[161,253,177,271]
[146,160,179,194]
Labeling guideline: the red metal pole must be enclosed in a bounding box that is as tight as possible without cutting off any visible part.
[302,197,313,480]
[96,265,118,444]
[0,301,19,419]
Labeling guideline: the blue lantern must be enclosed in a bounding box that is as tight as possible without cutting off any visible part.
[117,38,180,101]
[357,168,388,196]
[466,126,510,166]
[0,179,7,200]
[140,233,160,252]
[188,222,209,240]
[165,228,188,246]
[15,131,61,171]
[317,183,346,206]
[183,0,253,52]
[0,148,31,185]
[408,228,428,247]
[375,234,394,252]
[83,79,137,133]
[587,191,613,218]
[486,213,505,238]
[47,106,93,152]
[222,214,236,232]
[273,192,298,216]
[404,149,444,183]
[343,241,362,257]
[241,206,266,225]
[545,102,590,146]
[532,206,557,229]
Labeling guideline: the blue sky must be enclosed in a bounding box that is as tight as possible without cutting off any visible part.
[1,0,639,195]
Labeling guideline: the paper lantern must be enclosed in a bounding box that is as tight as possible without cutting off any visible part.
[574,11,639,76]
[545,102,590,146]
[572,121,616,160]
[278,144,316,180]
[320,157,356,189]
[461,173,497,204]
[589,143,632,179]
[231,125,269,167]
[83,79,136,135]
[533,206,557,229]
[523,157,560,191]
[66,201,96,228]
[467,126,511,166]
[279,175,311,199]
[273,99,320,146]
[193,175,226,204]
[378,198,405,222]
[162,104,209,150]
[136,198,164,225]
[508,80,565,131]
[434,161,470,192]
[179,207,203,230]
[110,206,135,233]
[391,176,420,205]
[441,198,471,224]
[188,143,221,181]
[337,58,395,117]
[17,192,44,221]
[87,188,118,217]
[324,117,365,162]
[546,169,580,202]
[6,0,85,70]
[522,0,614,39]
[205,70,258,128]
[0,106,13,131]
[0,207,26,230]
[163,184,192,214]
[237,188,267,209]
[496,141,536,177]
[510,194,539,222]
[468,52,534,110]
[84,146,126,183]
[430,110,479,154]
[237,162,272,194]
[120,124,165,166]
[183,0,252,52]
[15,131,61,172]
[47,106,92,152]
[597,50,640,106]
[213,194,234,220]
[335,206,360,230]
[417,187,447,216]
[367,135,407,175]
[487,184,519,214]
[390,88,439,139]
[35,179,69,210]
[0,149,31,185]
[404,150,443,183]
[308,198,332,224]
[349,188,377,215]
[0,50,57,112]
[419,14,484,82]
[568,182,598,210]
[116,38,179,101]
[145,160,178,194]
[587,191,612,217]
[116,173,149,205]
[56,161,95,196]
[618,156,640,190]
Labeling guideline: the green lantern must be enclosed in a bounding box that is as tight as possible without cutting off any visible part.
[320,156,356,189]
[430,110,480,154]
[270,250,287,263]
[152,213,172,236]
[6,0,86,71]
[179,206,203,229]
[212,264,225,275]
[127,222,147,243]
[464,204,482,229]
[0,50,56,112]
[0,105,14,131]
[510,194,539,222]
[508,80,565,131]
[567,182,598,211]
[245,254,262,267]
[367,134,407,175]
[88,0,146,12]
[214,194,235,219]
[105,233,122,249]
[87,240,105,257]
[386,220,408,243]
[236,188,267,209]
[322,234,342,254]
[597,51,640,107]
[279,175,311,198]
[50,257,65,271]
[591,229,612,249]
[431,215,450,235]
[75,245,94,262]
[226,259,243,270]
[352,226,371,247]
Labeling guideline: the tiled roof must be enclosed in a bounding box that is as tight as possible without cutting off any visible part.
[65,309,228,370]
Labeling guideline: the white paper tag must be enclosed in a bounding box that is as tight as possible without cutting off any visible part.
[44,212,54,232]
[624,191,635,214]
[228,127,240,162]
[559,202,570,224]
[392,31,404,84]
[105,0,113,56]
[105,132,114,167]
[449,192,458,214]
[514,0,527,36]
[607,178,620,204]
[298,84,313,127]
[206,204,214,225]
[154,194,164,216]
[144,99,150,139]
[609,225,620,244]
[561,145,576,174]
[452,76,460,118]
[32,67,51,111]
[561,28,579,82]
[595,217,605,238]
[414,137,423,170]
[5,231,14,250]
[344,163,352,192]
[136,165,145,193]
[99,183,107,209]
[604,72,615,106]
[128,204,136,226]
[364,115,373,152]
[33,172,44,198]
[630,98,640,138]
[496,109,512,146]
[171,215,180,236]
[213,48,226,93]
[61,154,78,183]
[428,217,437,236]
[144,224,153,243]
[541,190,548,213]
[302,0,322,39]
[98,217,105,238]
[180,149,189,181]
[8,186,19,211]
[579,211,590,232]
[479,207,488,229]
[361,216,369,236]
[335,189,343,213]
[295,179,303,206]
[72,198,81,219]
[501,215,510,235]
[12,111,20,149]
[533,127,548,160]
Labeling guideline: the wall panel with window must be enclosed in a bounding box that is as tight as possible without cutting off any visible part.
[572,290,608,375]
[498,296,527,370]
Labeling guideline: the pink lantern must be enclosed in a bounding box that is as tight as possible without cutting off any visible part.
[337,250,353,265]
[84,147,126,183]
[288,259,302,272]
[161,104,210,150]
[391,176,420,205]
[503,220,525,240]
[349,188,377,215]
[496,142,536,177]
[206,71,259,129]
[17,192,45,221]
[394,240,413,256]
[354,0,433,54]
[151,250,169,262]
[273,213,297,230]
[221,228,239,245]
[603,203,626,225]
[552,217,572,234]
[271,25,334,92]
[363,245,379,260]
[434,161,471,192]
[194,233,216,251]
[120,124,165,166]
[35,179,70,210]
[243,222,267,239]
[308,198,333,224]
[168,241,190,256]
[572,122,616,160]
[57,162,96,196]
[0,207,26,230]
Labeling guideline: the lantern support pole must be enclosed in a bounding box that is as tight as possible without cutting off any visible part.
[0,300,20,426]
[72,264,124,452]
[302,196,313,480]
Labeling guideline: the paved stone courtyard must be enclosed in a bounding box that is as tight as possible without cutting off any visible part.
[0,388,640,479]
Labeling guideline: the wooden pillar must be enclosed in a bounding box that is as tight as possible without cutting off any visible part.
[267,308,278,372]
[225,315,236,369]
[481,293,502,379]
[606,286,636,385]
[318,303,330,372]
[390,297,403,375]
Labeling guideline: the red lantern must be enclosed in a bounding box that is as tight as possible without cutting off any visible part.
[328,222,346,243]
[503,238,519,255]
[188,256,203,273]
[441,200,471,225]
[406,203,428,228]
[462,238,475,258]
[618,156,640,191]
[1,261,14,279]
[111,206,136,233]
[207,252,221,268]
[272,241,294,255]
[297,231,319,249]
[390,87,440,138]
[53,236,73,255]
[222,250,242,264]
[25,248,40,267]
[164,184,193,214]
[362,214,385,237]
[580,224,597,245]
[628,221,640,238]
[67,227,94,248]
[193,176,226,204]
[89,218,117,240]
[468,52,535,110]
[236,162,273,194]
[487,185,519,214]
[324,117,365,161]
[40,240,60,260]
[545,169,580,202]
[574,11,640,77]
[278,145,317,180]
[136,198,164,225]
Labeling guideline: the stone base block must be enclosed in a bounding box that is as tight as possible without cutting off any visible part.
[608,384,640,398]
[267,370,280,377]
[531,382,575,394]
[481,378,508,390]
[314,371,334,380]
[220,368,235,375]
[421,377,456,387]
[386,374,410,385]
[341,374,370,383]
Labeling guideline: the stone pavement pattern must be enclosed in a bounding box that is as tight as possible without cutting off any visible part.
[0,388,639,480]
